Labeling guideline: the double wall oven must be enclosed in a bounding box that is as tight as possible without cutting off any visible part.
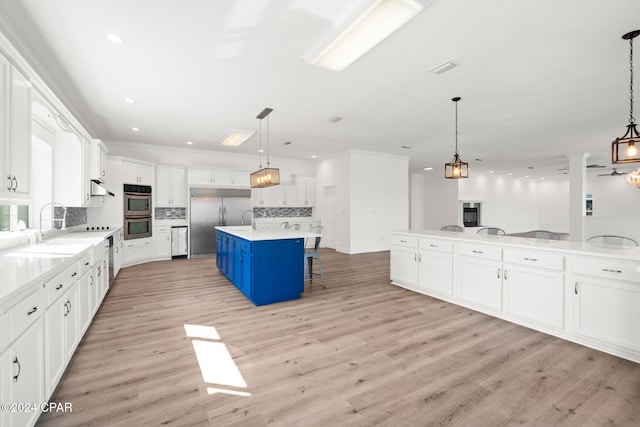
[123,184,152,239]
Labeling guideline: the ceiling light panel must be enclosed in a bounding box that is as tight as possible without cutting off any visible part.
[305,0,425,71]
[222,131,255,146]
[106,34,123,43]
[431,61,456,74]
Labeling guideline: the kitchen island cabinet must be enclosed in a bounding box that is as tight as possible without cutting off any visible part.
[216,227,319,306]
[391,229,640,364]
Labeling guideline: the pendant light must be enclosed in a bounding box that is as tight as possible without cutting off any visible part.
[612,30,640,164]
[444,97,469,179]
[626,167,640,187]
[250,107,280,188]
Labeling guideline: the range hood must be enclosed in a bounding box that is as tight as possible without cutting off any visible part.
[91,179,115,197]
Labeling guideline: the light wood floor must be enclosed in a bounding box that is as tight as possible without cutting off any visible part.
[38,249,640,426]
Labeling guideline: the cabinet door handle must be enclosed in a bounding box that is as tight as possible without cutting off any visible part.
[12,357,21,382]
[85,261,90,266]
[504,269,508,280]
[6,175,11,191]
[497,268,500,279]
[473,250,484,254]
[399,240,407,243]
[574,282,579,295]
[56,284,63,290]
[97,266,101,277]
[430,244,438,248]
[90,276,94,286]
[418,253,422,262]
[27,306,38,315]
[414,253,417,262]
[64,301,69,316]
[12,176,17,191]
[71,271,78,277]
[601,268,622,274]
[524,257,538,262]
[67,300,72,313]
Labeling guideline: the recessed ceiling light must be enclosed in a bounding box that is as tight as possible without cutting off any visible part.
[222,131,254,146]
[106,34,123,44]
[525,175,530,178]
[258,149,264,153]
[283,141,292,145]
[329,116,343,123]
[311,155,317,159]
[186,141,194,145]
[423,167,433,171]
[124,98,135,103]
[489,171,494,174]
[131,127,139,132]
[431,61,457,74]
[401,145,411,149]
[508,173,513,176]
[475,158,483,162]
[541,177,545,180]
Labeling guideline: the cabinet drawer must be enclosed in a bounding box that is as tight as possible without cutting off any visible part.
[391,234,418,248]
[455,242,502,261]
[45,262,80,306]
[419,238,452,253]
[79,252,92,275]
[504,249,564,271]
[573,256,640,283]
[9,287,44,341]
[239,239,251,252]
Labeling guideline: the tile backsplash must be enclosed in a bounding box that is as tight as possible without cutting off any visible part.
[155,207,187,220]
[253,207,312,218]
[53,207,87,229]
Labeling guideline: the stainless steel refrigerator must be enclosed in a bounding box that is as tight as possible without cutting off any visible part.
[189,188,252,257]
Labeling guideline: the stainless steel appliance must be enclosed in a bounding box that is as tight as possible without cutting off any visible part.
[124,184,152,240]
[171,226,188,259]
[124,184,152,217]
[190,188,251,257]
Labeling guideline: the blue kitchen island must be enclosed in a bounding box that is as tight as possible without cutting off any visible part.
[215,226,320,306]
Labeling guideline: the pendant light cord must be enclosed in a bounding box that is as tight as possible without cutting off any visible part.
[258,118,263,168]
[266,115,270,168]
[631,36,635,124]
[454,99,459,154]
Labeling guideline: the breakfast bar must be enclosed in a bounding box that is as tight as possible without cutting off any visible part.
[215,226,320,306]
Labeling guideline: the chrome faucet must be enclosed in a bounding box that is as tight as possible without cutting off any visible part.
[241,209,253,225]
[39,202,68,239]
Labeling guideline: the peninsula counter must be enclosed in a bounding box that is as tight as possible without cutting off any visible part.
[390,229,640,363]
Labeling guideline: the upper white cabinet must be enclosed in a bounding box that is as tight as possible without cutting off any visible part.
[295,176,316,207]
[90,139,108,182]
[156,166,186,206]
[53,130,91,207]
[187,167,250,187]
[123,161,153,185]
[268,184,298,207]
[0,54,31,199]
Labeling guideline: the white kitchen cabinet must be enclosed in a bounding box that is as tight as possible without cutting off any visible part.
[417,238,453,296]
[123,237,153,266]
[53,131,91,207]
[455,243,502,311]
[117,230,125,276]
[572,256,640,353]
[7,316,44,427]
[268,184,298,207]
[295,176,316,207]
[78,268,94,335]
[90,139,108,182]
[252,187,270,207]
[0,351,8,427]
[390,244,419,286]
[96,251,109,306]
[156,166,186,206]
[188,167,250,187]
[123,161,153,185]
[44,281,78,398]
[503,249,564,329]
[1,55,31,199]
[154,225,171,260]
[113,231,123,278]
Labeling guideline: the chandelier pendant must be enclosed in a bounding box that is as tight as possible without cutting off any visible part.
[612,30,640,164]
[445,97,469,179]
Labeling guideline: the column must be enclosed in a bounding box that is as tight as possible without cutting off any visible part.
[567,153,589,241]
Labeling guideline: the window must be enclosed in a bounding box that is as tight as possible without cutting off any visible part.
[0,204,29,232]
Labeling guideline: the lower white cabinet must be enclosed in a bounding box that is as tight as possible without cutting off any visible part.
[7,318,44,427]
[44,282,79,398]
[455,243,503,311]
[123,237,153,266]
[390,244,419,286]
[572,256,640,353]
[0,351,8,427]
[155,226,171,260]
[78,268,94,335]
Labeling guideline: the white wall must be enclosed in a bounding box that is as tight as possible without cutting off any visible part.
[536,178,570,232]
[422,171,459,230]
[410,173,424,229]
[315,150,409,254]
[458,173,538,234]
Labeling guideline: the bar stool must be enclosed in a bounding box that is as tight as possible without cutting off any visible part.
[290,224,301,230]
[440,225,463,232]
[279,221,290,229]
[304,226,326,288]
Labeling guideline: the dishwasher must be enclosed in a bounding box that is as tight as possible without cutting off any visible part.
[171,226,188,259]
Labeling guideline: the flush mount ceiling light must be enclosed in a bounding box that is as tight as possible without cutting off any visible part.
[444,97,469,179]
[106,34,123,44]
[431,61,456,74]
[221,131,255,146]
[250,108,280,188]
[304,0,426,71]
[612,30,640,164]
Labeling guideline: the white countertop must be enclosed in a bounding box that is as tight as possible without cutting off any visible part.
[0,228,120,308]
[216,226,320,241]
[394,229,640,262]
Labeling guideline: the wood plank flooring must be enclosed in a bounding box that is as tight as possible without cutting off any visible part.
[37,249,640,426]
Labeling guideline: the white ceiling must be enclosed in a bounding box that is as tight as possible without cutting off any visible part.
[0,0,639,178]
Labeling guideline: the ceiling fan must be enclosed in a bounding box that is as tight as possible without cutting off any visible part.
[597,168,627,177]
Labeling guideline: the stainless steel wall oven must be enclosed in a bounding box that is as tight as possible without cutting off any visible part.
[124,184,152,240]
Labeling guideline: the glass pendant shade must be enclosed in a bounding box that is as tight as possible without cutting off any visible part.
[612,30,640,164]
[444,96,469,179]
[251,107,280,188]
[445,153,469,179]
[626,167,640,187]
